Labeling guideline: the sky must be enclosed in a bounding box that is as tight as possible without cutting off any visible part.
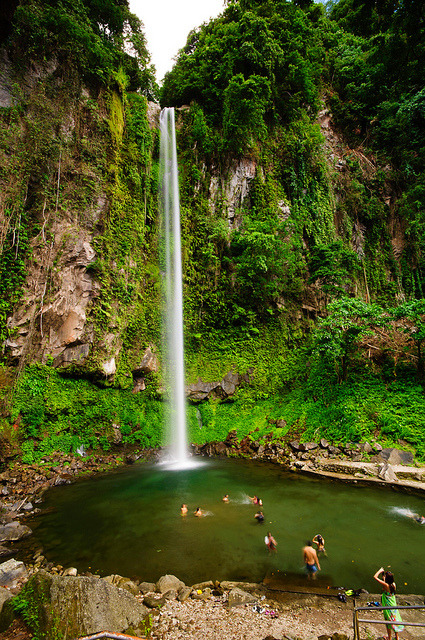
[129,0,226,83]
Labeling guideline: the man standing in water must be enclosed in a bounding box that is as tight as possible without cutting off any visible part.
[303,541,321,579]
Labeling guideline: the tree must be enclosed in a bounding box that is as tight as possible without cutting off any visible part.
[311,298,385,383]
[392,300,425,381]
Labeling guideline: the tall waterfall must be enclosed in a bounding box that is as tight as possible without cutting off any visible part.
[159,107,190,468]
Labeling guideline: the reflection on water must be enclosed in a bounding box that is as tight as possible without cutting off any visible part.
[22,459,425,593]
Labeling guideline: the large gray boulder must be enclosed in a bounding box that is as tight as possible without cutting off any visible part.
[0,559,28,588]
[8,570,149,639]
[0,522,32,543]
[379,448,414,465]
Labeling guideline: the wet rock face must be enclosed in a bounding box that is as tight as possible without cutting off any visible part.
[5,229,100,367]
[187,370,251,401]
[132,346,159,393]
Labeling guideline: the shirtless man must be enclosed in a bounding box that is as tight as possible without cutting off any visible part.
[303,541,321,579]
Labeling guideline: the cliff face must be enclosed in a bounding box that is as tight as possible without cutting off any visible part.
[0,56,400,382]
[0,49,160,389]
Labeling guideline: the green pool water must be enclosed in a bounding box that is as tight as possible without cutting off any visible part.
[24,458,425,593]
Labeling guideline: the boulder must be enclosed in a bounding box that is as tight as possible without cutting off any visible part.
[303,442,318,451]
[177,586,192,602]
[227,587,256,608]
[328,445,341,455]
[143,594,165,608]
[0,559,28,589]
[139,581,156,594]
[289,440,301,451]
[379,448,414,465]
[156,574,185,594]
[320,439,329,449]
[10,570,149,639]
[132,347,159,376]
[0,547,13,559]
[378,462,398,482]
[0,522,32,543]
[186,371,241,401]
[192,580,214,590]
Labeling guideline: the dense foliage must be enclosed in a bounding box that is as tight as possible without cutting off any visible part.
[10,0,157,94]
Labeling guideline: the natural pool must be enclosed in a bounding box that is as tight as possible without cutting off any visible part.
[23,458,425,594]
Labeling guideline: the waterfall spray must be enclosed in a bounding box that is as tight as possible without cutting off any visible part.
[159,107,192,469]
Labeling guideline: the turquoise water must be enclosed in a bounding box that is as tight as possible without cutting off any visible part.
[25,459,425,593]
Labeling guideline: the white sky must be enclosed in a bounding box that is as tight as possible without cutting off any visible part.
[129,0,226,83]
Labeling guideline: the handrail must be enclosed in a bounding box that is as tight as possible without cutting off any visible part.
[353,604,425,640]
[74,632,146,640]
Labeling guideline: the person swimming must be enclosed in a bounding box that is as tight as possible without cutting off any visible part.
[194,507,203,517]
[222,494,229,502]
[249,495,263,506]
[406,511,425,524]
[180,503,188,516]
[255,510,265,523]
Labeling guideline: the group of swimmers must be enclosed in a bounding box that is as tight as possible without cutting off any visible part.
[181,493,327,579]
[180,504,204,517]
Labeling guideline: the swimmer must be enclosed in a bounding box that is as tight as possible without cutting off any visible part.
[313,533,327,555]
[254,510,265,523]
[265,531,277,553]
[194,507,203,517]
[407,511,425,524]
[222,494,229,502]
[180,503,188,516]
[249,495,263,506]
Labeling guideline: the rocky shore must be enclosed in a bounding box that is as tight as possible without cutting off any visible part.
[0,438,424,638]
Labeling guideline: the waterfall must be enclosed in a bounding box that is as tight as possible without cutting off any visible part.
[159,107,191,469]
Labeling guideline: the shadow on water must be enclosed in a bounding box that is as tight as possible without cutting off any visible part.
[17,458,425,593]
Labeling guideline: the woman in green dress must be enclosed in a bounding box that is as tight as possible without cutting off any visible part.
[373,567,404,640]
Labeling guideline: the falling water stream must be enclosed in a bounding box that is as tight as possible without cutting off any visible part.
[159,107,195,469]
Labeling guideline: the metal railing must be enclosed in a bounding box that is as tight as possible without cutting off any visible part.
[74,632,146,640]
[354,604,425,640]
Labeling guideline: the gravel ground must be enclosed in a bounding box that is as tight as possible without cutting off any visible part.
[142,591,376,640]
